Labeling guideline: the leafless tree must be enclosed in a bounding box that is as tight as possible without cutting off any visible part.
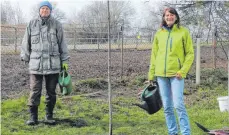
[68,1,135,43]
[1,1,25,25]
[14,2,25,24]
[142,1,164,30]
[1,2,8,24]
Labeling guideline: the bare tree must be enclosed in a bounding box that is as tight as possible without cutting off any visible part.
[14,2,25,24]
[51,8,66,21]
[68,1,135,43]
[1,1,24,25]
[1,2,8,24]
[142,1,164,30]
[143,1,229,41]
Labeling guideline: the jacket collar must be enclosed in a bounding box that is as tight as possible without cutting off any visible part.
[162,24,179,32]
[37,15,52,25]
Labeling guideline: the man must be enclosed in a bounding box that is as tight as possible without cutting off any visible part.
[20,1,69,125]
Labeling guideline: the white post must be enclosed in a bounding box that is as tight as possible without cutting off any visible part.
[228,50,229,113]
[196,38,200,85]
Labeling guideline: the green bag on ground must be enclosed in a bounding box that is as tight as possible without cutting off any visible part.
[58,70,72,95]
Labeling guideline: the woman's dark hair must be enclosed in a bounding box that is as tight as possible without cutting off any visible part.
[161,7,180,28]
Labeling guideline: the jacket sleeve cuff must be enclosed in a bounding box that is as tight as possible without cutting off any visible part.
[62,60,68,64]
[20,55,29,62]
[148,74,154,81]
[177,70,186,78]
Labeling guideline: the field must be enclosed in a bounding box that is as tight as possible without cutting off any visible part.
[1,45,228,99]
[1,45,229,135]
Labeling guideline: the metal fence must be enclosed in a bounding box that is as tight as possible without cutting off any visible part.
[1,24,155,54]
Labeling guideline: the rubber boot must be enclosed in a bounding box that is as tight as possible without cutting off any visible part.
[26,106,38,125]
[44,105,56,125]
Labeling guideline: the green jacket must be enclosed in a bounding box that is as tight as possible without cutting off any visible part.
[148,24,194,80]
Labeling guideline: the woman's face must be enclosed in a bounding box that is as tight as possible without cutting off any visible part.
[39,6,51,17]
[164,10,176,27]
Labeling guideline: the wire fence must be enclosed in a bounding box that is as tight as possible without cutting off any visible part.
[1,24,155,54]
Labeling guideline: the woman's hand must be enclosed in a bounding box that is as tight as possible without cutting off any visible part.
[176,72,182,79]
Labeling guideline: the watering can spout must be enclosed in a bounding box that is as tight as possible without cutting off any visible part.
[133,103,149,112]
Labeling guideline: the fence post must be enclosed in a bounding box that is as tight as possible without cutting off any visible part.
[107,1,112,134]
[97,31,100,50]
[212,26,217,69]
[196,38,200,85]
[74,30,76,50]
[121,19,124,80]
[136,32,139,49]
[151,32,154,43]
[117,32,120,49]
[14,27,18,53]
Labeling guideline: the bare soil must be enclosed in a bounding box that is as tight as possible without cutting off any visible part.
[1,46,228,99]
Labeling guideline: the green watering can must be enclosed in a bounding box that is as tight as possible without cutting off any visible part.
[58,69,72,95]
[133,82,162,114]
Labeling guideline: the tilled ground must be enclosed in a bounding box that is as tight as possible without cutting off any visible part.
[1,46,228,99]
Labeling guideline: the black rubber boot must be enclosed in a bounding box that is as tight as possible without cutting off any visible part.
[26,106,38,125]
[44,105,56,125]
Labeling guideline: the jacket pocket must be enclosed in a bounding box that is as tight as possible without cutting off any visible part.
[49,29,57,43]
[29,53,41,71]
[31,31,40,44]
[49,29,59,53]
[50,54,61,70]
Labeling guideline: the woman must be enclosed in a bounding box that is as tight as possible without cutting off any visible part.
[148,7,194,135]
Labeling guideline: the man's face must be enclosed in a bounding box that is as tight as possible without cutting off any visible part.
[39,6,51,17]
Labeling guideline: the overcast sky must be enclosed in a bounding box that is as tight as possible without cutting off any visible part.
[2,0,163,27]
[3,0,91,21]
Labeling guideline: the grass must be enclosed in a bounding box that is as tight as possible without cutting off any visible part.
[1,68,229,135]
[1,83,229,135]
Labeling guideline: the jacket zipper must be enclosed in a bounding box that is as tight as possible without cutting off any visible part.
[164,30,171,76]
[170,38,173,52]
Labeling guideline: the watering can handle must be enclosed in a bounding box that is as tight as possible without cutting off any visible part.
[63,71,65,82]
[63,66,67,71]
[61,70,66,84]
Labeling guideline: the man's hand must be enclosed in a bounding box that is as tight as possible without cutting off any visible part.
[24,61,29,65]
[62,62,68,70]
[21,58,29,65]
